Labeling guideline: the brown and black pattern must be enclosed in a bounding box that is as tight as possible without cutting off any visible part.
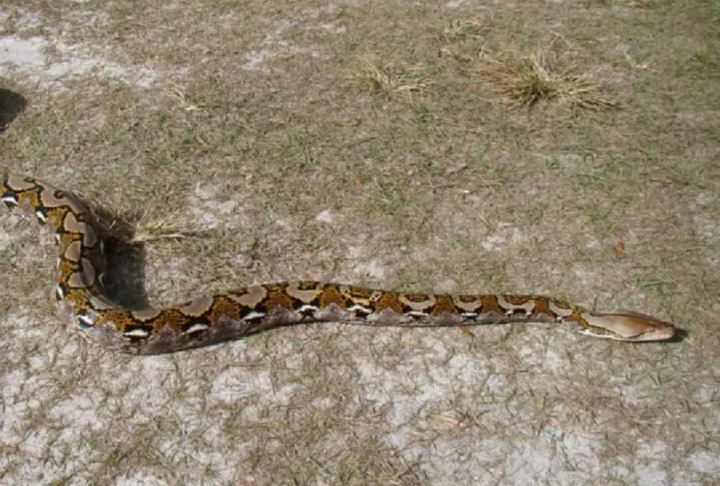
[1,171,678,355]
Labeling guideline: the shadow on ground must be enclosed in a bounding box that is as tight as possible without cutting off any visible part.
[0,88,27,131]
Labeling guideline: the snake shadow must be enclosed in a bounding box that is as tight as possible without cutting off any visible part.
[666,327,688,342]
[91,209,157,311]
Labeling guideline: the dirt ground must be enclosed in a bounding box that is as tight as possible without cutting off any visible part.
[1,1,719,485]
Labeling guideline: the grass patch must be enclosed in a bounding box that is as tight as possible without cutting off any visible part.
[468,42,619,110]
[353,56,426,98]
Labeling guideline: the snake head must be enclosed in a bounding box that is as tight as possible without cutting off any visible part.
[579,311,677,342]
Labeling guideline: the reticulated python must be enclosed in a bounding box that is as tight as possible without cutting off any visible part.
[0,171,676,354]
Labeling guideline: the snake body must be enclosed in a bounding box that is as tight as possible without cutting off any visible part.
[0,172,676,354]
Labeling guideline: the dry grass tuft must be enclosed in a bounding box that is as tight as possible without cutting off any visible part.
[470,44,618,110]
[437,19,487,44]
[131,209,203,244]
[354,56,425,98]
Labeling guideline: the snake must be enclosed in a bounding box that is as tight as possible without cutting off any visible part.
[0,171,677,355]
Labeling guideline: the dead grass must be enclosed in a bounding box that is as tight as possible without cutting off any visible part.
[437,20,618,110]
[437,19,487,44]
[470,45,619,110]
[353,56,426,98]
[130,210,203,244]
[1,0,719,485]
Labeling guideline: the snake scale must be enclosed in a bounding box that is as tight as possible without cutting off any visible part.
[0,171,676,354]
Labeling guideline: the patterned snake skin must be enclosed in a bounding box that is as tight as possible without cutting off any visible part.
[0,171,677,354]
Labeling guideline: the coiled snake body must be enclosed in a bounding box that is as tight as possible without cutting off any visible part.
[1,172,676,354]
